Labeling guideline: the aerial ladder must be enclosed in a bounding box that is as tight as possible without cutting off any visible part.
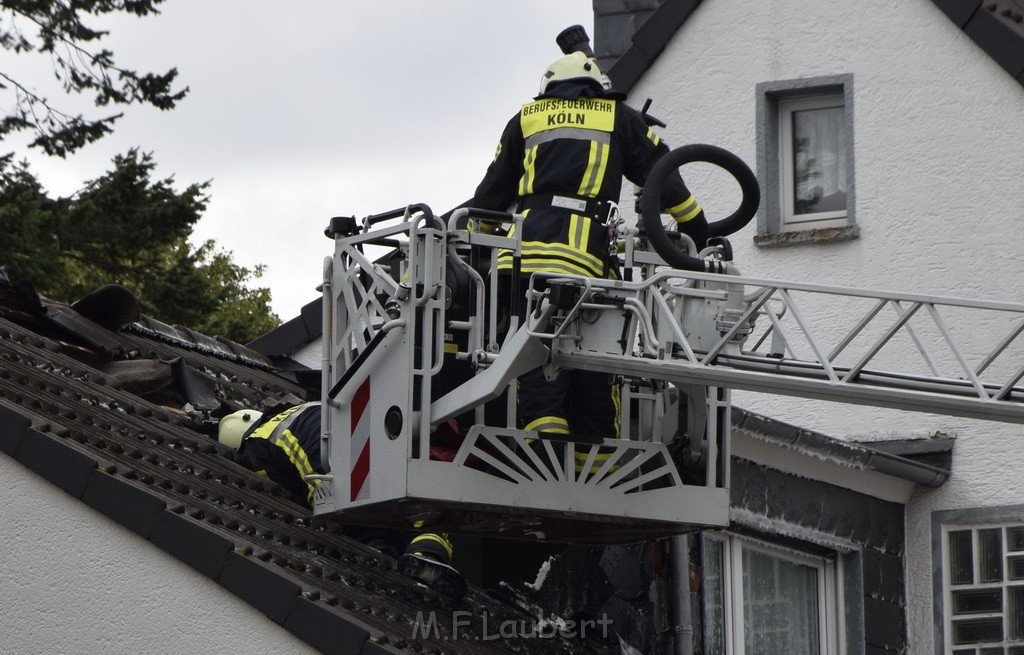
[312,145,1024,543]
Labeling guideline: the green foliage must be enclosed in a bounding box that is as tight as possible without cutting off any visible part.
[0,0,187,156]
[0,151,280,343]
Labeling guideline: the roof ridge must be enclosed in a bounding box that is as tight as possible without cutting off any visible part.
[595,0,1024,94]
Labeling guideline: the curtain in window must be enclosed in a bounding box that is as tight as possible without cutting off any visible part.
[704,539,727,654]
[742,548,820,654]
[793,106,846,215]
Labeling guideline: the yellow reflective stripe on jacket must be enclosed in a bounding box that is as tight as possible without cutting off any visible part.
[248,405,304,441]
[499,258,600,277]
[496,241,605,276]
[276,431,321,503]
[518,145,538,196]
[569,214,591,256]
[520,97,616,138]
[246,404,321,503]
[494,209,606,275]
[667,195,703,223]
[577,140,609,197]
[646,128,661,147]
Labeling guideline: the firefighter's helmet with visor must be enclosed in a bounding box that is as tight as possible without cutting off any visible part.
[218,409,258,450]
[539,51,603,94]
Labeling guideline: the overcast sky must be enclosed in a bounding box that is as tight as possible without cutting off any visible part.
[9,1,595,322]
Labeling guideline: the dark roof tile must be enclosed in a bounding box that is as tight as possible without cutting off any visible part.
[151,509,234,579]
[605,48,657,95]
[284,596,373,655]
[70,284,140,330]
[217,551,303,625]
[15,427,98,498]
[966,2,1024,78]
[81,469,167,538]
[594,0,661,13]
[931,0,982,26]
[0,399,31,455]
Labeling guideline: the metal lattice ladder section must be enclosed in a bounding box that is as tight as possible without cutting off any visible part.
[552,269,1024,424]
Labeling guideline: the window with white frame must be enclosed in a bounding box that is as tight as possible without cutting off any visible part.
[755,75,857,246]
[941,523,1024,654]
[780,95,847,227]
[702,534,844,655]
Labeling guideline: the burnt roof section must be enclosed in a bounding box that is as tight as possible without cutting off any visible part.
[595,0,1024,94]
[0,277,614,655]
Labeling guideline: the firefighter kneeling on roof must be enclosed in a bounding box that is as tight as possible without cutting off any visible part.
[218,403,466,599]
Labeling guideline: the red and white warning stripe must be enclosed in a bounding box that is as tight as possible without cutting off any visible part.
[349,377,371,502]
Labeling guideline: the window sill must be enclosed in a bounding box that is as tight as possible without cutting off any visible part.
[754,225,860,248]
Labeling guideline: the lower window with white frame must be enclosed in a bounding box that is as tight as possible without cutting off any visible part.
[702,533,844,655]
[941,523,1024,654]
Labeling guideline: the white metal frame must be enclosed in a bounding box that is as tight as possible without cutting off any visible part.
[552,268,1024,424]
[315,205,736,538]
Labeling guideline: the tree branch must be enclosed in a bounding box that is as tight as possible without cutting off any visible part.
[0,1,186,156]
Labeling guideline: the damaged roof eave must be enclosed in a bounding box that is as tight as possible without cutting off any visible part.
[732,408,950,504]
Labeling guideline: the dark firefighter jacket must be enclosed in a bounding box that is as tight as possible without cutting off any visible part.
[239,402,324,507]
[471,79,710,278]
[237,403,456,567]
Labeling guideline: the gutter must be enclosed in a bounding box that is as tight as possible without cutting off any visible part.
[732,407,950,488]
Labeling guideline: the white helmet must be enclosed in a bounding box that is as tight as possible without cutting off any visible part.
[539,51,604,94]
[218,409,258,450]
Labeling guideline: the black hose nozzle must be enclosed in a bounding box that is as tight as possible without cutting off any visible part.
[556,25,595,57]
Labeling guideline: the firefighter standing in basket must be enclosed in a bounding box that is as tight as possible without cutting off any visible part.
[470,49,711,450]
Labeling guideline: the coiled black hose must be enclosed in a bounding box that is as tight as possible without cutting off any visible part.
[640,144,760,271]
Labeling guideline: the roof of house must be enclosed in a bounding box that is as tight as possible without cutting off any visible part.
[247,296,323,358]
[594,0,1024,94]
[0,276,615,655]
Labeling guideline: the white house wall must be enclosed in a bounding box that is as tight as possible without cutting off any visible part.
[0,455,317,655]
[623,1,1024,653]
[292,338,322,370]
